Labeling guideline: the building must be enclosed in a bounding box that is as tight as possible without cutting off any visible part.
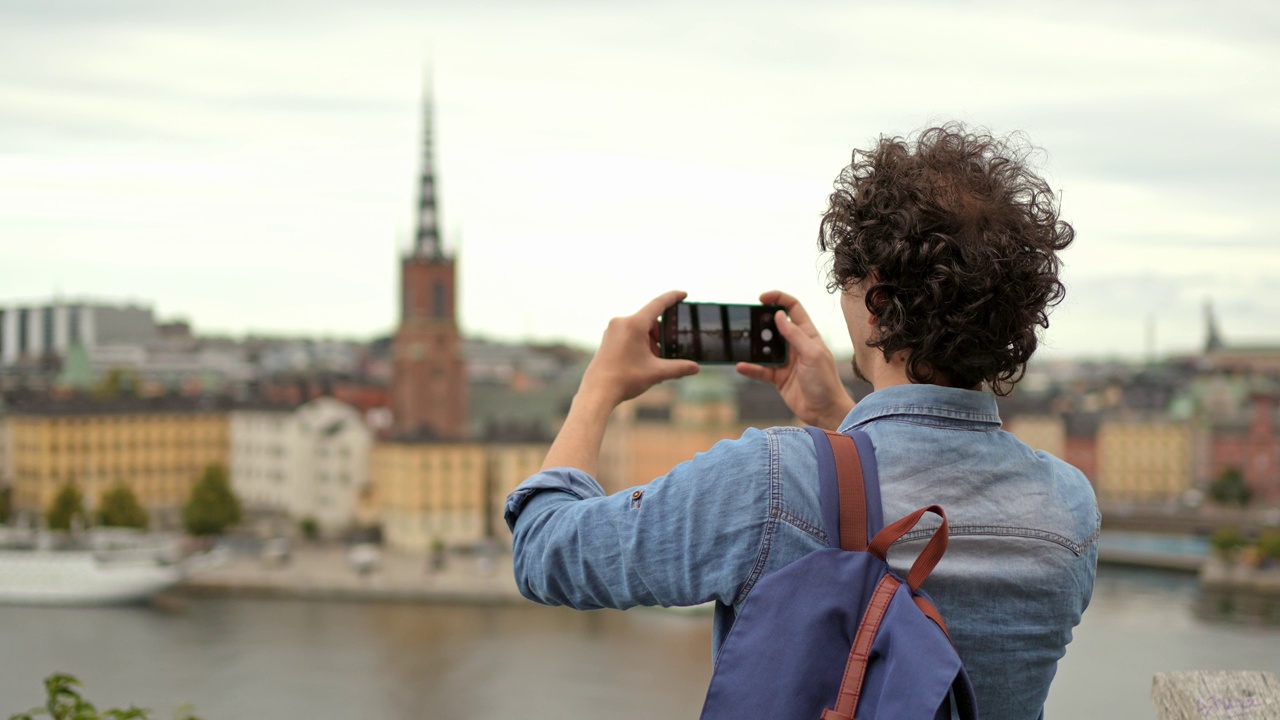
[1204,393,1280,505]
[390,84,467,440]
[1096,416,1194,504]
[597,370,796,495]
[0,302,158,367]
[4,396,231,527]
[229,397,372,536]
[0,402,12,511]
[373,439,545,551]
[1005,415,1067,459]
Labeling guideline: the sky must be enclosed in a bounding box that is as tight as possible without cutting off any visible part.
[1,0,1278,361]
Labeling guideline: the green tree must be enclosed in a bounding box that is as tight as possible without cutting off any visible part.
[46,483,86,532]
[182,464,241,537]
[299,516,319,540]
[91,368,141,400]
[1257,528,1280,562]
[1209,524,1248,558]
[0,485,11,525]
[96,484,149,529]
[1208,467,1251,506]
[8,672,201,720]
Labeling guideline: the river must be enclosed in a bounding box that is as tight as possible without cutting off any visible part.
[0,566,1275,719]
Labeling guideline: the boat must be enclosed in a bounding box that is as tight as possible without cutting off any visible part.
[0,526,187,606]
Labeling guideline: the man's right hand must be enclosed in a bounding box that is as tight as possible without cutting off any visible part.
[736,290,854,431]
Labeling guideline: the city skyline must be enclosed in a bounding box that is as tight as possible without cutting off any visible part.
[2,1,1278,360]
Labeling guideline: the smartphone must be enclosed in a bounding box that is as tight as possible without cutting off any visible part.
[659,301,788,366]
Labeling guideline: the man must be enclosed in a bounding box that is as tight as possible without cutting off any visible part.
[504,124,1098,719]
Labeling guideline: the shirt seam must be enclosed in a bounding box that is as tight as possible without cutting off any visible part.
[893,524,1101,556]
[850,403,1000,424]
[847,416,997,433]
[734,428,782,606]
[774,508,827,545]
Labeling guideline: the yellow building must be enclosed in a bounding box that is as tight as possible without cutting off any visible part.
[373,439,546,551]
[1097,417,1193,504]
[373,370,797,553]
[1005,415,1067,459]
[598,371,796,494]
[6,396,230,526]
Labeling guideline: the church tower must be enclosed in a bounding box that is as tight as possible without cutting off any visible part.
[391,82,468,439]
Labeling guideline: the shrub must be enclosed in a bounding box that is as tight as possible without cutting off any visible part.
[299,516,320,540]
[1209,525,1248,558]
[1256,528,1280,562]
[1208,467,1251,506]
[8,673,201,720]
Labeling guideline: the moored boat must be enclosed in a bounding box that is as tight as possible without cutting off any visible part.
[0,527,186,606]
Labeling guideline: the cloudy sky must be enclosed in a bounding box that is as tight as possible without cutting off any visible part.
[1,0,1277,360]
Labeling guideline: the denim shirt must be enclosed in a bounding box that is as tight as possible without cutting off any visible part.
[505,384,1099,720]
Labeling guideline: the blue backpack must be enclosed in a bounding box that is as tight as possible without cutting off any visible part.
[699,428,979,720]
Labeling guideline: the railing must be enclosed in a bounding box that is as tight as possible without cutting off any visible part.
[1153,671,1279,720]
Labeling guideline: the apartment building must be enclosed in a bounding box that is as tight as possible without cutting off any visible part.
[229,397,372,536]
[5,396,230,526]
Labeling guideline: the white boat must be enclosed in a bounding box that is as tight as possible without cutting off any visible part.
[0,527,187,606]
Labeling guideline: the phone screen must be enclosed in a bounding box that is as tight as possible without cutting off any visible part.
[660,302,787,366]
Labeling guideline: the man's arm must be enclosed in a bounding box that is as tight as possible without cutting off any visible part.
[736,290,854,430]
[507,430,772,610]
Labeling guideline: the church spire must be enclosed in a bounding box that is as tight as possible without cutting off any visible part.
[414,73,443,260]
[1204,298,1224,353]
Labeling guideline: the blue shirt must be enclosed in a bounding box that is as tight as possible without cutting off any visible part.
[505,383,1099,720]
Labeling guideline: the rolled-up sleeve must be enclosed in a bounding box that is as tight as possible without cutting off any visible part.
[505,428,773,611]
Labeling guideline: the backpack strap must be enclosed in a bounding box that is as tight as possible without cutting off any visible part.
[804,427,884,551]
[807,424,956,632]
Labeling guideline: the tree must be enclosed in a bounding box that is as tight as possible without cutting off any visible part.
[46,483,86,532]
[96,484,149,529]
[182,464,241,537]
[1257,528,1280,563]
[299,516,320,540]
[1208,467,1251,506]
[91,367,141,400]
[1209,524,1247,558]
[9,672,201,720]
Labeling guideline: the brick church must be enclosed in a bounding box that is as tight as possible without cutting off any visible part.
[390,85,468,440]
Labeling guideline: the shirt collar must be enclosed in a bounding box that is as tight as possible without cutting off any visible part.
[838,383,1002,432]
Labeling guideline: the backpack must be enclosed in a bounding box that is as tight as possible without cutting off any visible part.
[699,427,979,720]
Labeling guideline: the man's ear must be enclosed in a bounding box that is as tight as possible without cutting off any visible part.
[866,286,885,325]
[865,271,884,324]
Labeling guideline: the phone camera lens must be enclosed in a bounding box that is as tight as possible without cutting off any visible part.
[761,329,773,341]
[763,346,772,355]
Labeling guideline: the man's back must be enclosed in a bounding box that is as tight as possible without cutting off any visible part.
[849,384,1098,717]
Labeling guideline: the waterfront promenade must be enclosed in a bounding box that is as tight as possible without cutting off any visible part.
[185,535,1213,604]
[178,544,525,605]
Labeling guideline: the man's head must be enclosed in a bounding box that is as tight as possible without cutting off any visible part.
[819,123,1074,395]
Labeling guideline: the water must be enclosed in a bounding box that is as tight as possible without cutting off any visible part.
[0,567,1275,719]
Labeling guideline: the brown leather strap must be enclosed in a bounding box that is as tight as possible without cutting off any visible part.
[867,504,949,593]
[914,595,951,639]
[821,574,901,720]
[823,430,867,552]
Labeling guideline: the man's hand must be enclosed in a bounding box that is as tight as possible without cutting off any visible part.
[579,289,701,408]
[736,290,854,431]
[542,291,699,474]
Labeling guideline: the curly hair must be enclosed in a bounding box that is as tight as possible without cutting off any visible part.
[819,124,1074,395]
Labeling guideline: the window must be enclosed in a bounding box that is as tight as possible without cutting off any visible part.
[433,281,447,319]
